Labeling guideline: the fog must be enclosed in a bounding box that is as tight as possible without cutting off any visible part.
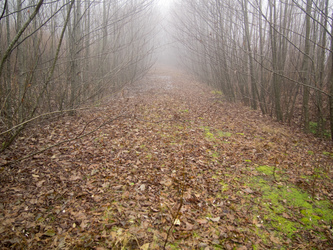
[154,0,180,67]
[1,0,333,145]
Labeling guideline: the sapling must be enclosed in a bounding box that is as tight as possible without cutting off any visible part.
[163,144,187,249]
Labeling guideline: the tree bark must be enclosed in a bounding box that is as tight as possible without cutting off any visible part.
[301,0,312,132]
[269,0,283,121]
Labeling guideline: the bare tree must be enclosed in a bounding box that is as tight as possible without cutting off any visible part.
[0,0,157,150]
[171,0,333,139]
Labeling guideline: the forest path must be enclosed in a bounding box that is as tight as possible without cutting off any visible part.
[1,66,333,249]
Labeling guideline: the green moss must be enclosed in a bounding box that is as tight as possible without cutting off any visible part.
[249,164,333,242]
[323,151,333,157]
[102,207,116,224]
[217,130,232,137]
[201,126,210,131]
[270,217,297,237]
[250,176,333,238]
[256,165,286,180]
[219,181,228,192]
[167,242,180,249]
[201,126,215,140]
[206,132,215,140]
[212,151,219,158]
[211,90,223,95]
[309,121,318,135]
[256,165,274,175]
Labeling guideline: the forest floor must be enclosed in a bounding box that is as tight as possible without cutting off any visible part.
[1,66,333,249]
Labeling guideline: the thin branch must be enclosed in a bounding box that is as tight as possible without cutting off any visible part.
[0,0,44,78]
[1,113,130,168]
[0,0,7,21]
[0,108,89,136]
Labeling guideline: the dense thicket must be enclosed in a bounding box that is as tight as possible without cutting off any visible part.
[172,0,333,139]
[0,0,156,150]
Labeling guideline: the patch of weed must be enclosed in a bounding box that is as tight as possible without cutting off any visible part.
[201,126,232,141]
[201,126,215,140]
[211,151,219,159]
[102,207,116,224]
[211,90,223,95]
[309,121,331,138]
[219,181,229,192]
[217,130,232,137]
[206,132,215,140]
[309,121,318,135]
[256,165,286,180]
[256,165,274,176]
[323,151,333,157]
[249,168,333,239]
[167,241,180,249]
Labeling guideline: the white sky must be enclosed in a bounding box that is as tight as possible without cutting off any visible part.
[157,0,174,9]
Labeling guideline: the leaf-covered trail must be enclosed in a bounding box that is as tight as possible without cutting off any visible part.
[1,66,333,249]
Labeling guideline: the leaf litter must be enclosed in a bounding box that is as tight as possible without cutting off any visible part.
[1,66,333,249]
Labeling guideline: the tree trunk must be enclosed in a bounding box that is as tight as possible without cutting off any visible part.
[330,11,333,140]
[301,0,312,132]
[316,0,328,137]
[269,0,283,121]
[16,0,24,122]
[242,0,259,110]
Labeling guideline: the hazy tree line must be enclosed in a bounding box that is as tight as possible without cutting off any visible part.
[172,0,333,139]
[0,0,156,150]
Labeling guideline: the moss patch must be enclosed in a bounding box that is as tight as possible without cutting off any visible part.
[219,181,229,193]
[255,165,286,181]
[249,166,333,239]
[217,130,232,138]
[201,126,232,141]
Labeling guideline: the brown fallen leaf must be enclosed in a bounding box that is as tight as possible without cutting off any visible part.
[140,243,150,250]
[243,187,254,194]
[69,175,81,181]
[282,212,291,219]
[210,217,220,222]
[43,228,56,237]
[197,218,208,224]
[270,235,281,244]
[36,180,45,187]
[185,222,194,231]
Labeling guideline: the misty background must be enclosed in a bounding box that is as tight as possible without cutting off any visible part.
[1,0,333,151]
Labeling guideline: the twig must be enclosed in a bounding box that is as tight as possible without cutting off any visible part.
[163,197,183,250]
[1,113,129,167]
[0,108,90,136]
[273,165,278,182]
[163,145,186,249]
[76,117,100,137]
[134,116,187,124]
